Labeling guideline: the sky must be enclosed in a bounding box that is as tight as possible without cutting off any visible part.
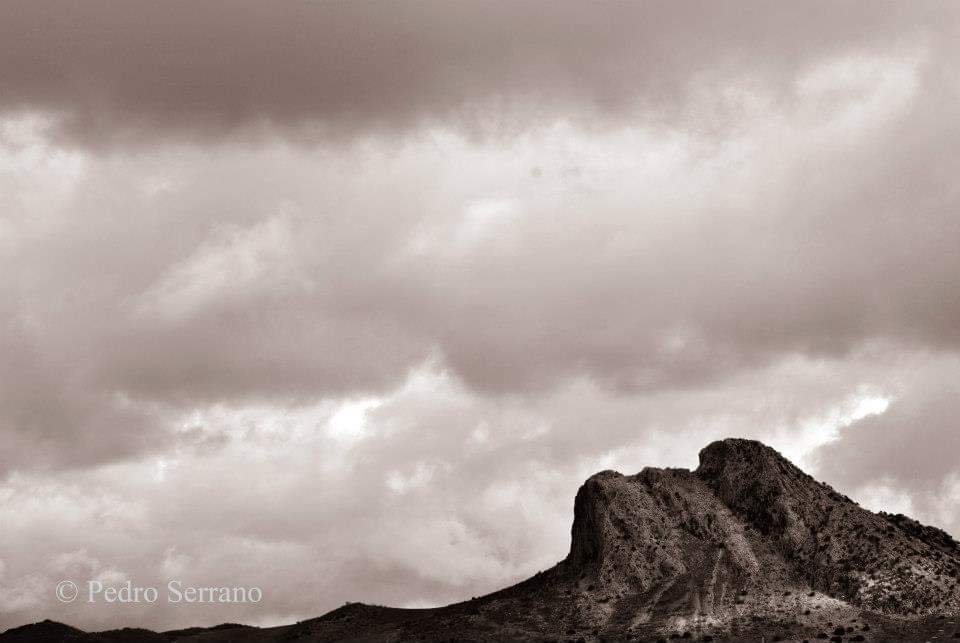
[1,0,960,632]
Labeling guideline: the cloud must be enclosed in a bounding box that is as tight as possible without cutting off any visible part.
[813,354,960,520]
[131,214,302,322]
[2,36,960,469]
[0,1,954,147]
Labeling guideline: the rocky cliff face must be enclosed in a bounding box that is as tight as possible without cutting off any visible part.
[6,439,960,642]
[561,439,960,631]
[564,465,788,631]
[697,440,960,616]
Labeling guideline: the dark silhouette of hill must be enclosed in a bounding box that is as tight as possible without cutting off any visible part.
[4,439,959,642]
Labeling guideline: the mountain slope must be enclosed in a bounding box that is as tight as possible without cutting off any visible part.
[4,439,959,642]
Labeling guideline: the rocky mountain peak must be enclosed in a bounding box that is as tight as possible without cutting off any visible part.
[696,438,805,482]
[562,438,960,628]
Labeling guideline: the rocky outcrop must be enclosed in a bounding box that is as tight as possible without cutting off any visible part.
[697,439,960,616]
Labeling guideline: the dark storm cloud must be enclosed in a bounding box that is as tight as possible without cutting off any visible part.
[4,36,960,469]
[0,1,951,146]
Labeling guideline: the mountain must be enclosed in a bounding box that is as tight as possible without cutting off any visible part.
[4,439,959,642]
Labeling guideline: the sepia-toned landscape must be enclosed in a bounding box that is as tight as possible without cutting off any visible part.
[1,2,959,641]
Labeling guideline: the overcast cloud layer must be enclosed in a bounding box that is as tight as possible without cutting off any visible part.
[1,1,959,633]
